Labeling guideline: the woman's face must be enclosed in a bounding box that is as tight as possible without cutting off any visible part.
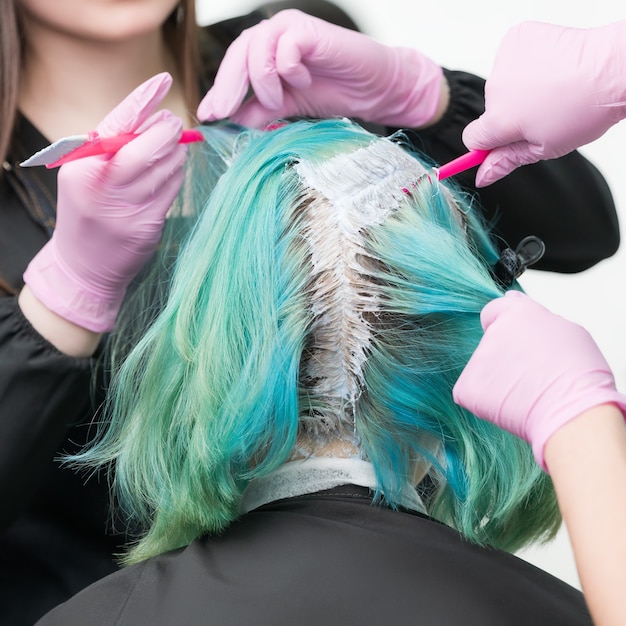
[17,0,181,43]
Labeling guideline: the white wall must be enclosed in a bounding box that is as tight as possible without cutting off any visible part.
[196,0,626,590]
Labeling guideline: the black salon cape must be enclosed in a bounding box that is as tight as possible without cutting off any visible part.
[37,488,592,626]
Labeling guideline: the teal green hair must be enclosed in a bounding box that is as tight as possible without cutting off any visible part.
[74,118,560,564]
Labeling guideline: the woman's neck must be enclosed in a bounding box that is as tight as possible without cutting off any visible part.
[19,28,190,141]
[290,437,361,461]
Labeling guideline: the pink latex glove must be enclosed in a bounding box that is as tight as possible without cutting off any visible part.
[463,20,626,187]
[197,9,444,129]
[453,291,626,470]
[23,72,188,333]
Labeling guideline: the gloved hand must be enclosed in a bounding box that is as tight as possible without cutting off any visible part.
[197,9,445,129]
[452,291,626,470]
[462,20,626,187]
[23,72,188,333]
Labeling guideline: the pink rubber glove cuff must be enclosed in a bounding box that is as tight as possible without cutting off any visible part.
[530,382,626,471]
[23,241,124,332]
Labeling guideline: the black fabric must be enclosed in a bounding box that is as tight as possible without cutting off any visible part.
[37,489,592,626]
[0,4,619,623]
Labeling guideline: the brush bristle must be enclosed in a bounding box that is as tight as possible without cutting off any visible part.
[19,134,90,167]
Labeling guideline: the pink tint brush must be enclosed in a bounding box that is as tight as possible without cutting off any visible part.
[19,129,205,169]
[436,149,490,180]
[402,149,490,196]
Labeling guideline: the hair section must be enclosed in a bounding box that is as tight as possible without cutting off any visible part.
[72,119,560,563]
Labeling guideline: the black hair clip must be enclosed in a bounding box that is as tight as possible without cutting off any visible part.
[491,235,546,289]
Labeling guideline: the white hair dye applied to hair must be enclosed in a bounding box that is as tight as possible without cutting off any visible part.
[293,139,429,443]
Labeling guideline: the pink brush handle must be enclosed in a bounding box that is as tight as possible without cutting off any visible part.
[48,129,204,168]
[437,149,490,180]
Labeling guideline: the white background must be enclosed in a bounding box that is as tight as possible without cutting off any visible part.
[196,0,626,589]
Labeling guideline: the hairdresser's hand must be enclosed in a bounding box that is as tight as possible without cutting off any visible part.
[197,9,446,129]
[452,291,626,469]
[23,72,187,333]
[463,20,626,187]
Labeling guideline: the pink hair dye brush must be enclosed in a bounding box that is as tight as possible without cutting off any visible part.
[19,128,205,169]
[436,149,490,180]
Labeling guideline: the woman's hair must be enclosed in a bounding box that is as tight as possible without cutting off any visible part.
[0,0,198,167]
[0,0,20,167]
[75,118,560,564]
